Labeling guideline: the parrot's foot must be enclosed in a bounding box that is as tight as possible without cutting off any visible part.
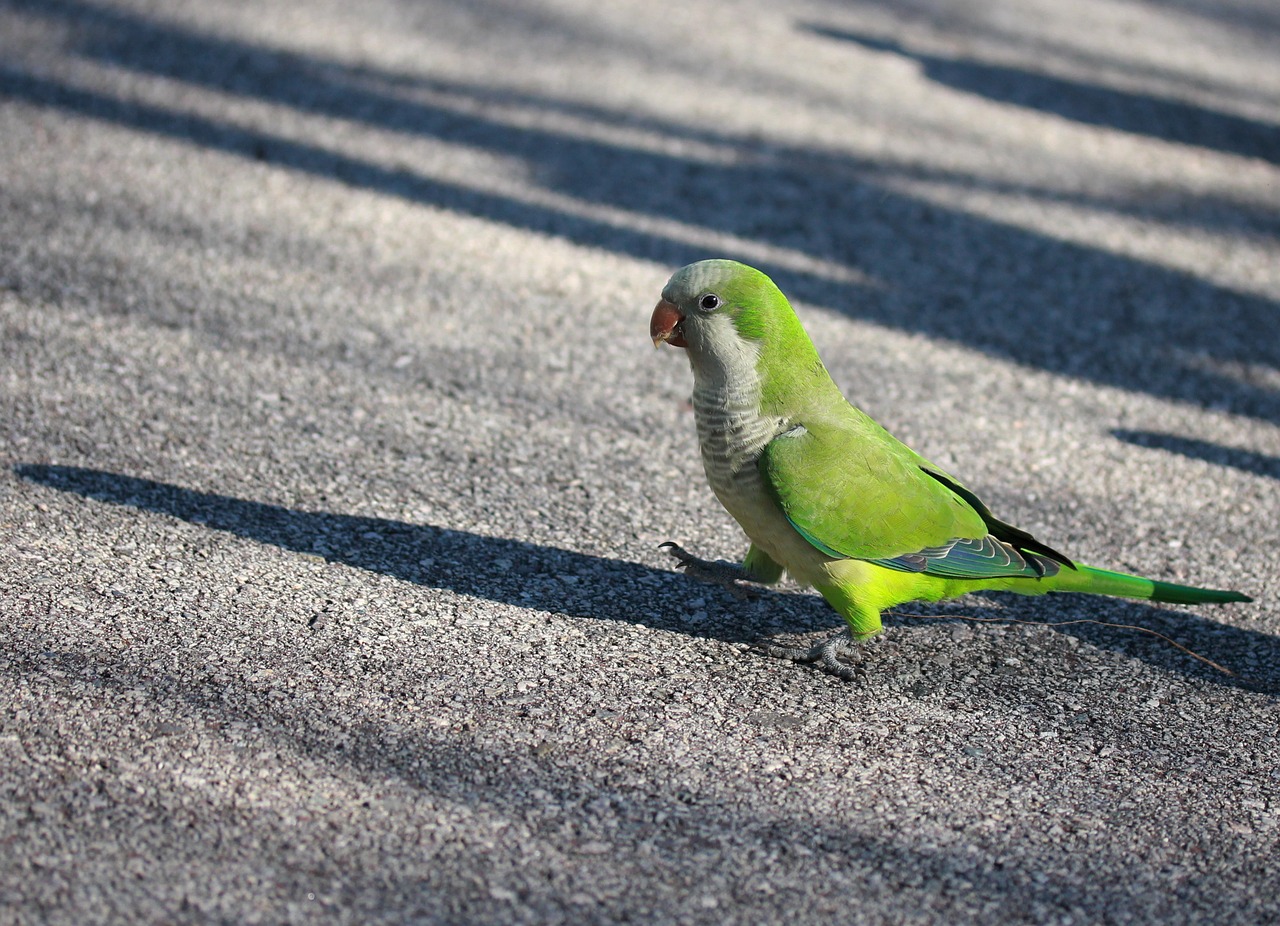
[659,542,758,600]
[759,632,865,682]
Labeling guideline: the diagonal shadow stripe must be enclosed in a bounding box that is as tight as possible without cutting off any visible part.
[3,0,1279,425]
[1112,429,1280,480]
[802,24,1280,165]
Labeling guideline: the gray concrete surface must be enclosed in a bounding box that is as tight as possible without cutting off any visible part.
[2,0,1279,922]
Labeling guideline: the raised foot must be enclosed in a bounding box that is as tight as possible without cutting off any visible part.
[659,541,758,601]
[758,631,867,682]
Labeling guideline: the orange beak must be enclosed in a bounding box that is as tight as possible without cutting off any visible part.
[650,299,687,349]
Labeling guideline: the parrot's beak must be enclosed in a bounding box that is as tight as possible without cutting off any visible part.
[650,299,687,349]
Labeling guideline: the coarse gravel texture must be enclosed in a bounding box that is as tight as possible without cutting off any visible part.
[1,0,1279,923]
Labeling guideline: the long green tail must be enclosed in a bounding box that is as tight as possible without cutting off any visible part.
[1053,564,1251,605]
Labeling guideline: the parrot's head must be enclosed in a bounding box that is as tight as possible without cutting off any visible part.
[650,259,784,357]
[652,259,831,407]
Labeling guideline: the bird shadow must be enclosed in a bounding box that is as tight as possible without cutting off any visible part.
[16,464,1277,693]
[13,464,831,644]
[1111,429,1280,480]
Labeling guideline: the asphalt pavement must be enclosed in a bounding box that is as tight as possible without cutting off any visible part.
[2,0,1278,923]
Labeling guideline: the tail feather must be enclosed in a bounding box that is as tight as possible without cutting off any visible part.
[1054,564,1251,605]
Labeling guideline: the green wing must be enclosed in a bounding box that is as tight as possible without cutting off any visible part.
[759,411,1071,580]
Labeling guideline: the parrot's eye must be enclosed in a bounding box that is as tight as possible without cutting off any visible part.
[698,293,721,312]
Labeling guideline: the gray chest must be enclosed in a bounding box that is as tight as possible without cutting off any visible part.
[684,341,829,582]
[690,387,826,580]
[691,382,783,519]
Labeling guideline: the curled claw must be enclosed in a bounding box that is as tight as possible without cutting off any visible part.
[658,541,695,569]
[658,541,757,600]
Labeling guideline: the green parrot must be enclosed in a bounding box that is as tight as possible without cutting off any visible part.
[650,259,1251,679]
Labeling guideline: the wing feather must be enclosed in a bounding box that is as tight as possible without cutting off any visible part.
[760,411,1067,580]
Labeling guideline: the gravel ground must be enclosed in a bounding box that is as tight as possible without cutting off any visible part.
[2,0,1278,923]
